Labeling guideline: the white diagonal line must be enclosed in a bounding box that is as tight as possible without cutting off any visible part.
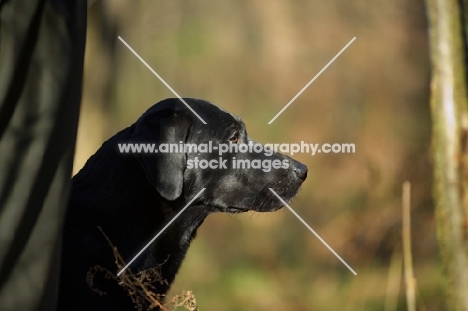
[268,188,357,275]
[117,188,206,276]
[268,37,356,124]
[118,36,207,124]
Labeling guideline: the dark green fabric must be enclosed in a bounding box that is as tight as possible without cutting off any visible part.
[0,0,86,310]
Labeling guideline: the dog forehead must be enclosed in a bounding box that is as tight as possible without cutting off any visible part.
[186,98,244,127]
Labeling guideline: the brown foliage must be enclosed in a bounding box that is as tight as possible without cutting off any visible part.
[85,227,198,311]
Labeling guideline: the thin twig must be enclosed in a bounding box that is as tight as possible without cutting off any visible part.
[402,181,416,311]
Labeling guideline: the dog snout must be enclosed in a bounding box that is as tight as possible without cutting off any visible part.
[292,161,308,181]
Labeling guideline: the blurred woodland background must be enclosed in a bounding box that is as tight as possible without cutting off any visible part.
[76,1,437,310]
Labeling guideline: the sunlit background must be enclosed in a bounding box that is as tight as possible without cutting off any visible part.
[75,1,437,310]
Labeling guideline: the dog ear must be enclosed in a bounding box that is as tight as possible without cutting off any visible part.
[130,108,192,201]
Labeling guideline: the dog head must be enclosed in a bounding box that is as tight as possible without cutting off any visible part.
[129,98,307,213]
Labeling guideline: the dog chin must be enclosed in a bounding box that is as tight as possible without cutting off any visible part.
[225,206,250,214]
[257,204,284,213]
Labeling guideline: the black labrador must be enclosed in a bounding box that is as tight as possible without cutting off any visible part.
[57,98,307,310]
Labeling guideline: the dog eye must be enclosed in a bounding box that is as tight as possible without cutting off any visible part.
[229,132,240,143]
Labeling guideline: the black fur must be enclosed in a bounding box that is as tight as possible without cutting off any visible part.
[57,98,307,310]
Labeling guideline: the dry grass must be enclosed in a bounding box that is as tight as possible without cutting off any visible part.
[86,227,199,311]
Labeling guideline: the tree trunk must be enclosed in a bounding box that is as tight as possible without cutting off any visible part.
[425,0,468,310]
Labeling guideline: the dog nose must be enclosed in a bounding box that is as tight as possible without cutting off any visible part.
[293,162,308,181]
